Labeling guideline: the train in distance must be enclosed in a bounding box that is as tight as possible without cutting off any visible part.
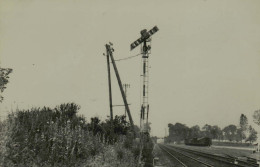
[184,137,212,146]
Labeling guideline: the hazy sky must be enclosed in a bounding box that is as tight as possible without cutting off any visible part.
[0,0,260,137]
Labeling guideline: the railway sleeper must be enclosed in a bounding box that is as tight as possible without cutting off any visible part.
[170,146,256,167]
[247,157,257,163]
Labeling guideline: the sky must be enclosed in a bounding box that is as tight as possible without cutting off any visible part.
[0,0,260,137]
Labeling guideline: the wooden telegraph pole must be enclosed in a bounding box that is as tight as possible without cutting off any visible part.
[123,83,130,118]
[105,46,113,121]
[105,43,134,130]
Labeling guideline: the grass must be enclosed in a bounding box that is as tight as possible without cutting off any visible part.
[212,141,254,148]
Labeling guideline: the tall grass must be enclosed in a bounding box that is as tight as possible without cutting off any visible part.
[0,103,138,167]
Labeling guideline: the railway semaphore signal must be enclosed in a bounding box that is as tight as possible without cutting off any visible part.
[130,26,159,134]
[130,26,159,51]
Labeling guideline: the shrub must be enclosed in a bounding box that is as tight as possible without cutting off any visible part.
[0,103,139,166]
[86,141,137,167]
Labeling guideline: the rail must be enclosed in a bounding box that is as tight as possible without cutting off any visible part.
[158,145,187,167]
[167,144,259,167]
[159,144,214,167]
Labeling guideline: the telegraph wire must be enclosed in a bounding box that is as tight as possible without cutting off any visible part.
[114,53,141,62]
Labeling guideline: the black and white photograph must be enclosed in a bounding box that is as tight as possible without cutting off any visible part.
[0,0,260,166]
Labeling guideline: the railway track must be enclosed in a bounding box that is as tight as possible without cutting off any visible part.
[158,144,259,167]
[158,145,188,167]
[168,145,259,167]
[158,144,214,167]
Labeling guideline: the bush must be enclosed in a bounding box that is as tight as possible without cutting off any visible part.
[86,142,136,167]
[0,103,138,166]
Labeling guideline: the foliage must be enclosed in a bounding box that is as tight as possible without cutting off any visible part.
[202,124,215,138]
[253,110,260,126]
[168,123,222,142]
[167,113,257,143]
[88,115,131,144]
[240,114,248,131]
[202,124,223,140]
[0,103,139,166]
[86,139,137,167]
[133,125,140,138]
[246,125,257,143]
[168,123,189,142]
[222,124,237,141]
[210,126,223,140]
[239,114,248,141]
[189,125,201,138]
[142,135,154,167]
[0,68,13,102]
[236,128,244,142]
[1,103,92,166]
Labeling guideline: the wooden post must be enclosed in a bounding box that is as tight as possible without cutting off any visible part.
[105,47,113,121]
[106,44,134,130]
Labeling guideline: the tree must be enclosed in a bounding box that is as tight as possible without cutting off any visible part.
[202,124,222,140]
[240,114,248,130]
[202,124,213,138]
[168,123,189,142]
[236,128,244,142]
[223,125,237,141]
[246,125,257,143]
[98,115,131,144]
[0,68,13,102]
[189,125,201,138]
[211,125,222,140]
[253,110,260,126]
[239,114,248,142]
[88,117,103,136]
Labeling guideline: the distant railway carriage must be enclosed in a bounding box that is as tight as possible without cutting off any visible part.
[184,137,212,146]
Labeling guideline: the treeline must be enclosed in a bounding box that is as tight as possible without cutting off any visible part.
[0,103,148,167]
[166,114,257,144]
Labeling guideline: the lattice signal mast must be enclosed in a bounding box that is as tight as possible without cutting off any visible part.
[130,26,159,133]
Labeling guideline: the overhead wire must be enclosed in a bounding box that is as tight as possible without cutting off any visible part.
[114,53,141,62]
